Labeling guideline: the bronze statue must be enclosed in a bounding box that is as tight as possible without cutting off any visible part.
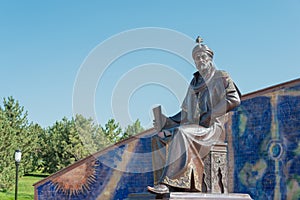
[147,36,241,194]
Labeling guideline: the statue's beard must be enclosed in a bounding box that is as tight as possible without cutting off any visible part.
[197,61,215,81]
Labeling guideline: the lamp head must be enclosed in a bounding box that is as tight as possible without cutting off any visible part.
[15,150,22,163]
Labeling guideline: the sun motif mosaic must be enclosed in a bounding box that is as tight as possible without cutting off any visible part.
[51,158,98,196]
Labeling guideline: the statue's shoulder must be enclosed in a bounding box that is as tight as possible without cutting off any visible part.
[214,70,233,88]
[215,70,230,78]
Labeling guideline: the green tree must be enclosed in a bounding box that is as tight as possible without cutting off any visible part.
[74,115,110,153]
[0,107,16,191]
[40,117,74,173]
[120,119,144,140]
[35,115,144,175]
[0,97,38,191]
[102,119,122,143]
[39,115,111,174]
[72,114,110,159]
[27,123,44,173]
[20,122,41,174]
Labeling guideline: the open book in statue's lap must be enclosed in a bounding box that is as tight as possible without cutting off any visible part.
[148,37,241,194]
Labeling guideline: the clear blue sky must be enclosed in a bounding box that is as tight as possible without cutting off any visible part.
[1,0,299,128]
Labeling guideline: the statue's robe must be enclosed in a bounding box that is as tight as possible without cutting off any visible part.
[151,70,241,191]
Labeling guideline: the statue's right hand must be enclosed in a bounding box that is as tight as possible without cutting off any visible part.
[157,130,172,139]
[157,131,165,138]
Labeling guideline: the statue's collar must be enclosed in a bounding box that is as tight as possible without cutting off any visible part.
[193,71,200,77]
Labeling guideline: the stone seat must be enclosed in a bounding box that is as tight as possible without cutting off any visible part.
[202,142,228,194]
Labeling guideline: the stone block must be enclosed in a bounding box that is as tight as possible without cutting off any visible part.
[125,192,253,200]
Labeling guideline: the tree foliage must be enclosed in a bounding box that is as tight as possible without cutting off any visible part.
[102,119,122,143]
[0,97,39,191]
[0,105,16,191]
[120,119,144,141]
[0,96,145,190]
[37,116,140,174]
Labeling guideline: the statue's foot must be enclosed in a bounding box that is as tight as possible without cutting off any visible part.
[147,184,169,194]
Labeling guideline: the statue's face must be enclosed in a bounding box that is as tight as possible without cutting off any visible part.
[192,51,212,74]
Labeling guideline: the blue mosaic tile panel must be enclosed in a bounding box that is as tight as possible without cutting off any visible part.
[36,136,155,200]
[231,82,300,200]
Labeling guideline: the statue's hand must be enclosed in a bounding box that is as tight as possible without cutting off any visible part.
[157,131,165,138]
[157,130,172,139]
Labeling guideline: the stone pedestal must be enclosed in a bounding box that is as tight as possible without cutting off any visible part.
[203,142,228,193]
[169,192,253,200]
[125,192,253,200]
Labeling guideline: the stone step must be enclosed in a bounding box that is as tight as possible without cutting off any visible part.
[125,192,253,200]
[125,192,168,200]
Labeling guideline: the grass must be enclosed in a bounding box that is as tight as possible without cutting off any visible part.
[0,175,46,200]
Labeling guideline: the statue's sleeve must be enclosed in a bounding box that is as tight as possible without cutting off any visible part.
[223,72,241,112]
[211,71,241,116]
[169,111,182,123]
[163,110,188,129]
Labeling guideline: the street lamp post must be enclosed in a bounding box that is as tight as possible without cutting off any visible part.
[14,150,22,200]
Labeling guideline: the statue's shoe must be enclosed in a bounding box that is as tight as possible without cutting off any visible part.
[147,184,169,194]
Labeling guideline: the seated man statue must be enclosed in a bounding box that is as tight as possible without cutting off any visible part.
[147,36,241,194]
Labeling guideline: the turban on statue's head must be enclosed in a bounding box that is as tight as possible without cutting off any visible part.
[192,36,214,59]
